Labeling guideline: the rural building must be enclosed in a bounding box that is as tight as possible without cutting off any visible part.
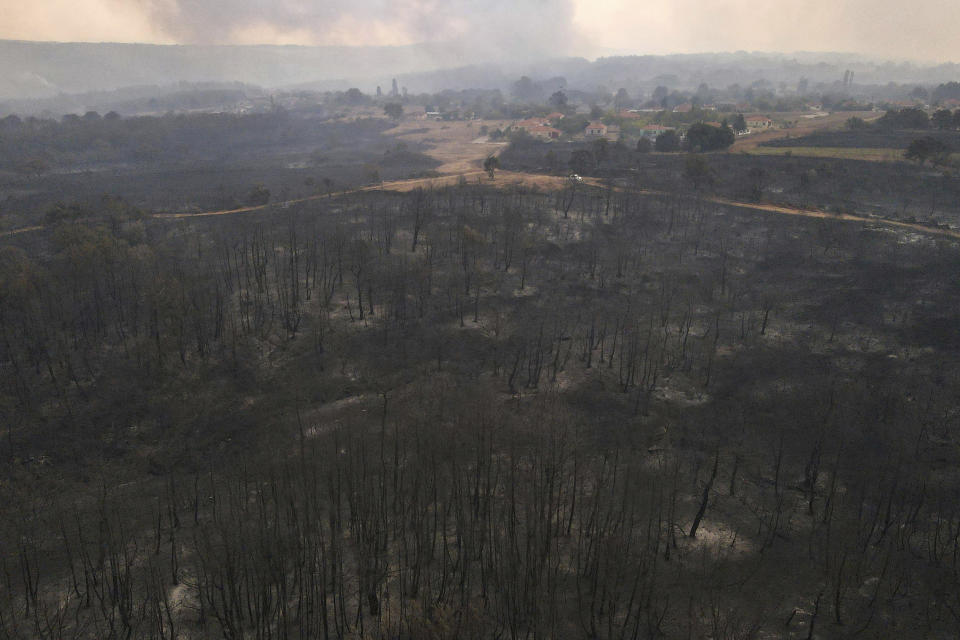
[545,112,565,121]
[641,124,674,138]
[746,115,773,129]
[514,118,563,139]
[526,125,562,140]
[585,121,608,137]
[672,103,693,113]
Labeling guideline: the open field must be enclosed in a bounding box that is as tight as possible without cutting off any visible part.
[730,110,879,152]
[762,127,960,150]
[385,118,510,173]
[742,145,907,161]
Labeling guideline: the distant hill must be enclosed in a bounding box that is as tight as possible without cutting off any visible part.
[0,39,483,100]
[4,40,960,115]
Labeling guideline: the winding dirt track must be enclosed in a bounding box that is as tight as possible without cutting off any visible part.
[0,225,44,238]
[3,170,960,242]
[603,185,960,241]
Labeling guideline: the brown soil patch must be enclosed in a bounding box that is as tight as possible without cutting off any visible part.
[385,119,510,173]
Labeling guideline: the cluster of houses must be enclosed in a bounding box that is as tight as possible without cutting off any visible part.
[746,115,774,129]
[506,109,776,143]
[511,112,566,140]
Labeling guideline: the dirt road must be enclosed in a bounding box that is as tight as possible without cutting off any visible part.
[4,170,960,242]
[149,170,576,220]
[3,116,958,242]
[150,170,960,242]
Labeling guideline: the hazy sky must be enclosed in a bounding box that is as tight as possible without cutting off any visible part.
[1,0,957,62]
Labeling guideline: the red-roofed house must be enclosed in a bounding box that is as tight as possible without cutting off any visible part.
[545,112,565,121]
[512,119,562,140]
[673,103,693,113]
[527,125,562,140]
[585,121,608,137]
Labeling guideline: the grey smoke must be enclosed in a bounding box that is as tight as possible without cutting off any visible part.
[143,0,582,59]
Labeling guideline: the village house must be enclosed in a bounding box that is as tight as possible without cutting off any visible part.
[746,115,773,130]
[641,124,674,138]
[584,121,608,137]
[511,118,562,140]
[526,125,562,140]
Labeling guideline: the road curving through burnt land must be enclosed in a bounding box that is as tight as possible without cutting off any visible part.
[3,170,959,243]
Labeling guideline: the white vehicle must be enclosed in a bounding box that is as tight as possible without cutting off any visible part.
[568,174,583,183]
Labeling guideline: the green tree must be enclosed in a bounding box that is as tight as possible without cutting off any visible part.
[363,163,381,184]
[879,108,929,129]
[655,129,680,152]
[544,149,558,170]
[548,91,568,111]
[685,123,735,152]
[483,156,500,179]
[569,149,595,174]
[732,113,747,134]
[556,114,589,136]
[905,137,950,165]
[684,154,713,190]
[614,88,630,112]
[932,109,953,130]
[845,116,868,130]
[342,88,366,106]
[247,185,271,206]
[384,103,403,121]
[636,137,653,153]
[592,138,609,166]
